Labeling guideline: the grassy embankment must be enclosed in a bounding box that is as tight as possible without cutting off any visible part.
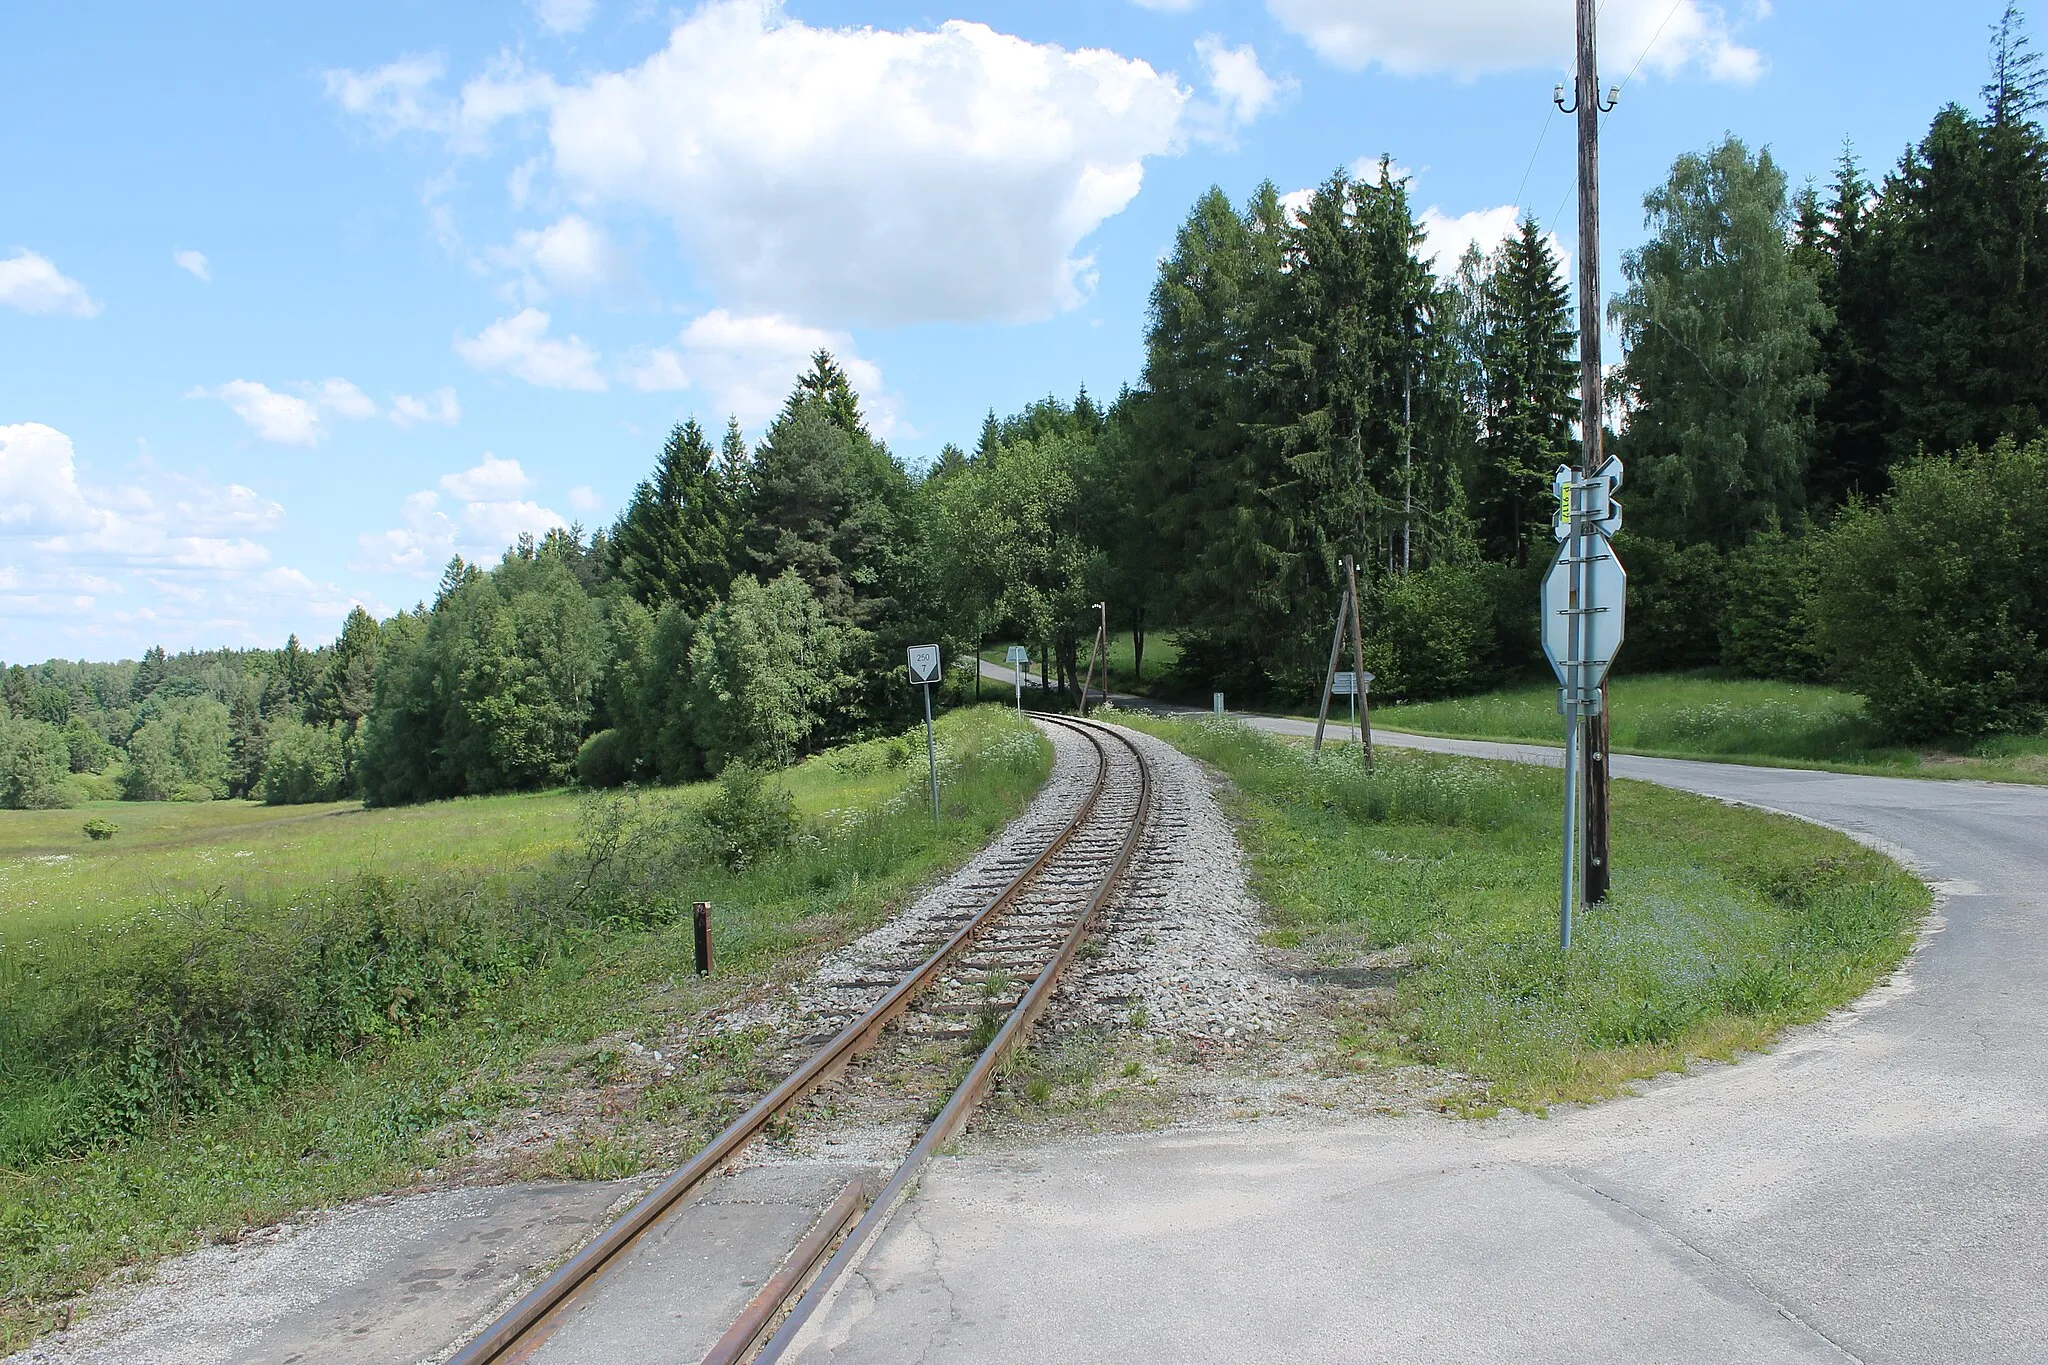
[1372,674,2048,784]
[0,707,1050,1350]
[1113,711,1928,1114]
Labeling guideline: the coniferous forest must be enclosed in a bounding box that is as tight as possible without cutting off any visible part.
[5,10,2048,806]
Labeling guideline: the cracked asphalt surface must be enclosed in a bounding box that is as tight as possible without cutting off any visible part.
[796,688,2048,1363]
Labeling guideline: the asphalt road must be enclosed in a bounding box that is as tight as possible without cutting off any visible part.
[800,673,2048,1363]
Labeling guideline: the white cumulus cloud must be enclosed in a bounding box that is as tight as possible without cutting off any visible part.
[456,308,606,390]
[489,213,623,298]
[542,1,1194,325]
[532,0,596,34]
[1419,204,1545,272]
[357,457,567,576]
[629,309,891,430]
[0,250,101,318]
[1197,36,1289,125]
[1265,0,1764,83]
[390,386,462,428]
[173,249,212,282]
[193,377,380,445]
[439,452,532,502]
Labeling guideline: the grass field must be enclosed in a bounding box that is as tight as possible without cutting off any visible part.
[1114,711,1928,1113]
[1372,673,2048,784]
[0,707,1052,1349]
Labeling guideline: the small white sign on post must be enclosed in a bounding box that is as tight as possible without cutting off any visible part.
[1005,646,1029,709]
[907,645,942,821]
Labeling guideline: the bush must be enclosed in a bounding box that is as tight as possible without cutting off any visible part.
[688,571,846,770]
[576,728,634,788]
[1811,439,2048,742]
[82,818,119,841]
[258,720,350,805]
[0,715,78,810]
[699,761,798,871]
[122,696,233,801]
[1613,534,1727,673]
[1720,529,1828,681]
[1363,562,1534,703]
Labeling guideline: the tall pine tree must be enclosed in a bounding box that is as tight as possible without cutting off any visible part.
[1474,217,1578,565]
[609,419,737,617]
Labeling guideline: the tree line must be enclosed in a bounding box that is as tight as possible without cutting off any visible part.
[5,8,2045,809]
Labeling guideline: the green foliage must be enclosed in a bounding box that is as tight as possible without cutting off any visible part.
[358,539,611,804]
[1472,218,1580,565]
[1611,535,1727,674]
[258,720,350,805]
[575,728,633,789]
[1720,530,1828,681]
[121,696,233,802]
[609,418,738,617]
[1612,136,1830,548]
[1811,438,2048,741]
[81,819,119,842]
[0,716,76,810]
[687,570,847,770]
[1365,561,1533,701]
[699,761,798,871]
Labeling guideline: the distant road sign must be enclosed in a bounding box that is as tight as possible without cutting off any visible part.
[1005,645,1029,665]
[1541,537,1627,690]
[907,644,942,685]
[1332,670,1373,696]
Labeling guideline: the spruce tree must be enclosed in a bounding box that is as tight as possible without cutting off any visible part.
[609,419,736,617]
[1474,217,1578,565]
[1806,147,1893,507]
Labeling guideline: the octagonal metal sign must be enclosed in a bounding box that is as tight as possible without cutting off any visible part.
[1541,537,1627,688]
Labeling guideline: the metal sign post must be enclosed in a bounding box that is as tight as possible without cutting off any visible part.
[1005,645,1029,711]
[908,645,942,823]
[1542,460,1626,948]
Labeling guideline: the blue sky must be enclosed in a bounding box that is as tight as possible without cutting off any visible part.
[0,0,2020,662]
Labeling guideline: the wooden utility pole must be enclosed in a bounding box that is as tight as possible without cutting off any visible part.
[1573,0,1614,905]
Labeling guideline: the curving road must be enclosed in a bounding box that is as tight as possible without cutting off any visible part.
[804,681,2048,1363]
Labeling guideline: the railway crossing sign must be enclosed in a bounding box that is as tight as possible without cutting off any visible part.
[907,644,942,685]
[1553,457,1624,541]
[1540,536,1627,697]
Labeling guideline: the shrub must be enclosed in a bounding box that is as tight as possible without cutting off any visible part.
[699,761,798,871]
[1811,439,2048,742]
[1612,534,1727,673]
[0,715,78,810]
[1364,562,1533,703]
[258,720,350,805]
[688,571,846,770]
[82,818,119,841]
[121,696,233,801]
[1720,530,1827,682]
[576,728,633,788]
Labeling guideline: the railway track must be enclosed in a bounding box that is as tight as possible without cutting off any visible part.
[446,712,1154,1365]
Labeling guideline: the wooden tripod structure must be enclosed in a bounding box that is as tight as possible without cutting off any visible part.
[1312,555,1373,768]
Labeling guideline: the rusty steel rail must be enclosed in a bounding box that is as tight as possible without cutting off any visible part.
[447,716,1126,1365]
[753,714,1153,1362]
